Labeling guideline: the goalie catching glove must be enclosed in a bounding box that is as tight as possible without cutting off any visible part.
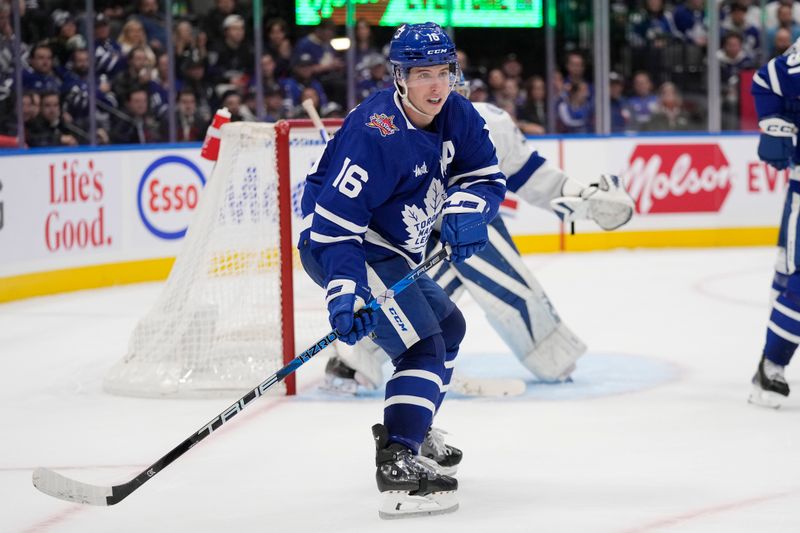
[550,174,634,231]
[326,279,378,345]
[441,190,490,263]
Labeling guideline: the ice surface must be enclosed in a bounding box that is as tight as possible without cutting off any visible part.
[3,247,800,532]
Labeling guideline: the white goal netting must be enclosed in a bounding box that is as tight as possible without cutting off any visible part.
[105,121,331,398]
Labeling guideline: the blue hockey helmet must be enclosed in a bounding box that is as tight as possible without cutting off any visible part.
[389,22,457,70]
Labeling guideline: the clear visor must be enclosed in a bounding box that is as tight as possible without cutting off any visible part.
[398,63,459,91]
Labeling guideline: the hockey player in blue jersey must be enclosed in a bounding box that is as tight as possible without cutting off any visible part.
[324,80,635,399]
[297,23,506,517]
[750,39,800,408]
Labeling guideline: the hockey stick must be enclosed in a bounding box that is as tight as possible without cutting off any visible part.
[32,247,452,506]
[302,98,329,143]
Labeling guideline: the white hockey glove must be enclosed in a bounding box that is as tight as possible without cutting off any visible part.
[550,174,634,231]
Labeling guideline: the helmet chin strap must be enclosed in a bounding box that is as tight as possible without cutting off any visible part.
[395,79,437,119]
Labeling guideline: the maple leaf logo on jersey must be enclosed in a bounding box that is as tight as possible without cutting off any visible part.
[401,179,446,253]
[366,113,399,137]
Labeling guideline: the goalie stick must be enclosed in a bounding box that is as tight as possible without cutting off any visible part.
[32,247,452,507]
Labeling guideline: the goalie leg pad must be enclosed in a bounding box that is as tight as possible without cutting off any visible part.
[521,321,587,381]
[330,337,385,391]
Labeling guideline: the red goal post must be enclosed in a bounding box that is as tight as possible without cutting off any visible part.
[276,118,343,395]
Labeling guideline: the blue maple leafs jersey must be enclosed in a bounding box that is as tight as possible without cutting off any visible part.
[752,48,800,142]
[299,89,506,291]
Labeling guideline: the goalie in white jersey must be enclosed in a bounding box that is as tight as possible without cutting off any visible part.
[325,78,635,400]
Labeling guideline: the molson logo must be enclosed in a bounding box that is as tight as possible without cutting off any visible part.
[137,155,206,240]
[623,144,733,214]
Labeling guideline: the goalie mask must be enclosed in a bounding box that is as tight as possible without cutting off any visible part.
[389,22,459,117]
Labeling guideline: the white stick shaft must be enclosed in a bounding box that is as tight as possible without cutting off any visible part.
[302,98,329,143]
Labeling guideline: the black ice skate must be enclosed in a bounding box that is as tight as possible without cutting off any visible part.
[372,424,458,519]
[749,356,790,409]
[420,427,463,476]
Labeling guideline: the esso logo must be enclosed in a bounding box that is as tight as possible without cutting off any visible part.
[623,144,733,214]
[137,155,206,239]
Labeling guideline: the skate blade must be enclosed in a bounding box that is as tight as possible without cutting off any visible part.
[748,384,785,409]
[378,491,458,519]
[318,375,358,396]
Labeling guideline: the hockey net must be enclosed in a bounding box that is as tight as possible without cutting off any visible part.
[104,119,341,398]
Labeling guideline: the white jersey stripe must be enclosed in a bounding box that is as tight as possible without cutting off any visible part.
[389,369,445,391]
[384,395,436,414]
[768,59,783,96]
[310,232,362,244]
[314,204,368,234]
[752,73,770,90]
[773,299,800,323]
[768,321,800,344]
[449,164,502,183]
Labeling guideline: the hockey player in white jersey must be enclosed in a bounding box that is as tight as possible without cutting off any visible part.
[324,78,635,402]
[748,40,800,408]
[297,23,506,517]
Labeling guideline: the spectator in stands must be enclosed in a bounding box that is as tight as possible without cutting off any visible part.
[354,18,378,68]
[673,0,707,47]
[220,88,254,121]
[252,52,280,94]
[609,71,630,133]
[563,51,592,101]
[61,48,117,135]
[645,82,690,131]
[356,52,391,102]
[27,90,79,146]
[181,57,213,123]
[174,19,207,78]
[773,27,793,57]
[293,18,342,78]
[627,71,658,130]
[94,14,125,79]
[501,53,523,85]
[486,68,506,104]
[202,0,242,53]
[148,53,170,119]
[133,0,166,53]
[263,82,286,122]
[265,18,292,80]
[118,18,156,69]
[164,88,207,141]
[722,2,760,58]
[498,77,524,115]
[764,0,800,30]
[208,14,253,92]
[1,91,38,138]
[518,75,547,135]
[767,3,800,56]
[110,86,161,143]
[468,78,489,103]
[112,47,151,103]
[280,52,328,115]
[293,85,321,118]
[47,11,84,67]
[719,32,755,130]
[293,18,344,104]
[0,2,14,76]
[557,80,593,134]
[22,44,61,93]
[629,0,677,48]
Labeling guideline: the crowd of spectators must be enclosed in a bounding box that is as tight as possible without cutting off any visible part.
[0,0,794,147]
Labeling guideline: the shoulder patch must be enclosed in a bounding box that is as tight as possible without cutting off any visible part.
[366,113,399,137]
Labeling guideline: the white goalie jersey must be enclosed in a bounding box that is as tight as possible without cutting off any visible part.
[471,102,568,212]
